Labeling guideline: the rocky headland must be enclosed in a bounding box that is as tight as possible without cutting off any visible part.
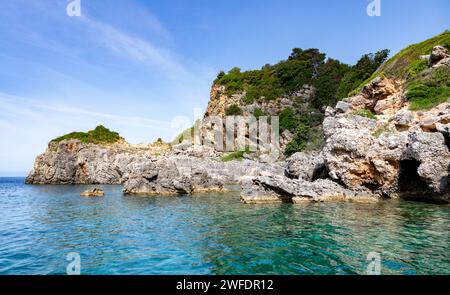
[27,32,450,204]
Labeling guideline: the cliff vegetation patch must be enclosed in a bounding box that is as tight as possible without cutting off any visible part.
[406,67,450,110]
[52,125,122,145]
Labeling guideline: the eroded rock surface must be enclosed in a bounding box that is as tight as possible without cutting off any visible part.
[240,174,377,204]
[27,139,284,195]
[240,46,450,204]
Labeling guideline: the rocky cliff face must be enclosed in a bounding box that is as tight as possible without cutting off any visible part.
[203,84,314,118]
[199,83,315,155]
[241,45,450,204]
[26,139,283,195]
[26,140,169,185]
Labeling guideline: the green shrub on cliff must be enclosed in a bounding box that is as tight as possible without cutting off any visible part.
[215,48,324,103]
[216,47,389,109]
[52,125,122,144]
[406,67,450,110]
[407,59,428,77]
[337,50,390,99]
[253,108,265,119]
[225,104,243,116]
[358,31,450,86]
[279,107,298,132]
[312,58,350,107]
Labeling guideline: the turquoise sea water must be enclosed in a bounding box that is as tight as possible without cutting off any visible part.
[0,177,449,275]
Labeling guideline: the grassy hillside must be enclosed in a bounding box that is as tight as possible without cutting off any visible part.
[351,30,450,95]
[52,125,123,145]
[373,30,450,111]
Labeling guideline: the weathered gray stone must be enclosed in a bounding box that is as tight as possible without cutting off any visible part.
[394,110,414,128]
[429,45,450,67]
[284,152,326,181]
[335,101,350,113]
[240,174,377,204]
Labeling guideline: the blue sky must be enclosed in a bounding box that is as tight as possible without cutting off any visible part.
[0,0,449,176]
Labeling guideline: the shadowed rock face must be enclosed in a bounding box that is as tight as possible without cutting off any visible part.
[322,112,450,203]
[320,65,450,203]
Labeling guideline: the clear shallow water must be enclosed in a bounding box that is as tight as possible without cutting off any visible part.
[0,177,449,275]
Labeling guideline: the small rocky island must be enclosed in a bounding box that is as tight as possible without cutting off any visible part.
[27,32,450,205]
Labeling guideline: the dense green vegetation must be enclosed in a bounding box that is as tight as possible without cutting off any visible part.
[52,125,122,144]
[279,107,299,132]
[215,47,389,155]
[225,104,243,116]
[407,59,428,78]
[337,50,390,98]
[406,67,450,110]
[363,30,450,82]
[216,48,389,108]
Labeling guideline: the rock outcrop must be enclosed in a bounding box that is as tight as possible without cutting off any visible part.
[318,47,450,204]
[284,152,327,181]
[26,140,157,185]
[203,84,315,118]
[429,45,450,68]
[322,104,450,203]
[200,83,315,155]
[27,138,284,195]
[122,157,226,195]
[239,45,450,204]
[241,174,377,204]
[80,188,105,197]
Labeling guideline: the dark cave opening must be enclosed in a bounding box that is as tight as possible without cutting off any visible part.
[398,160,430,194]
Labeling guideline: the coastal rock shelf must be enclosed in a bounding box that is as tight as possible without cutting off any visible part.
[26,139,283,196]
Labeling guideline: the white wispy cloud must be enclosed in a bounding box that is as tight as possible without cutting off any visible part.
[0,0,188,79]
[0,92,172,131]
[34,103,172,130]
[80,15,188,78]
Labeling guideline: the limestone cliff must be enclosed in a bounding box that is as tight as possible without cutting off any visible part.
[199,83,315,155]
[26,137,283,194]
[203,84,315,118]
[241,42,450,204]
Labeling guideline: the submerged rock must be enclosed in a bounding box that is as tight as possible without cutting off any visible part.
[80,188,104,197]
